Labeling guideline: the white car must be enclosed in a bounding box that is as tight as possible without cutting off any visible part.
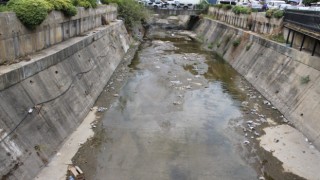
[267,1,286,9]
[279,4,292,10]
[249,1,263,10]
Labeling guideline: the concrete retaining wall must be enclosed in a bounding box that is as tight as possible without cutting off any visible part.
[0,20,130,179]
[195,18,320,150]
[208,7,283,34]
[0,5,117,65]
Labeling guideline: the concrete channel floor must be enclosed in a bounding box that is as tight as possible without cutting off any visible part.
[38,29,320,180]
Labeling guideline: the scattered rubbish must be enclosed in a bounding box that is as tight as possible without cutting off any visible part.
[113,94,119,97]
[56,152,61,156]
[254,131,260,136]
[241,101,249,106]
[171,34,175,37]
[67,165,85,180]
[271,106,277,110]
[263,100,271,106]
[170,80,182,85]
[195,75,201,78]
[173,101,181,105]
[246,120,253,124]
[187,78,192,81]
[185,85,192,89]
[191,82,202,86]
[28,108,33,114]
[245,133,248,137]
[97,107,107,112]
[155,66,160,69]
[305,138,309,142]
[243,140,250,145]
[259,176,265,180]
[178,95,183,98]
[90,122,97,128]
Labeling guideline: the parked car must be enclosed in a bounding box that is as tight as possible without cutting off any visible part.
[249,0,263,10]
[238,2,250,7]
[267,1,286,9]
[279,4,292,10]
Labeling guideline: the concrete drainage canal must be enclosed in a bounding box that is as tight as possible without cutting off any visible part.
[70,24,320,180]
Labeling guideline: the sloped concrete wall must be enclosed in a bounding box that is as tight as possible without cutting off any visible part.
[195,18,320,149]
[0,5,117,65]
[0,20,130,180]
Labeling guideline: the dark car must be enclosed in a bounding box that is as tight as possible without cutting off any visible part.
[0,0,9,5]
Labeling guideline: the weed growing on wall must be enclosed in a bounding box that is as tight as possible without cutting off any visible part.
[233,38,241,47]
[246,42,253,51]
[300,75,310,84]
[225,35,232,44]
[269,33,286,43]
[208,43,213,49]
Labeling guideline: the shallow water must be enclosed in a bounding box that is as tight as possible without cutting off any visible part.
[74,28,305,180]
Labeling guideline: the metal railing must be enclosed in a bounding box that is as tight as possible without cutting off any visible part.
[284,9,320,32]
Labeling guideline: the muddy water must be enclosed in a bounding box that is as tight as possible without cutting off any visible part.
[73,27,305,180]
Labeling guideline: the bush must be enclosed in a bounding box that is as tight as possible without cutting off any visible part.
[73,0,97,8]
[101,0,149,31]
[213,4,223,9]
[46,0,77,16]
[273,10,284,18]
[8,0,51,29]
[266,9,284,18]
[0,5,10,12]
[222,4,232,10]
[232,5,251,14]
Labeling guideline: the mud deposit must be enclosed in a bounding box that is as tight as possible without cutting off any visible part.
[73,27,307,180]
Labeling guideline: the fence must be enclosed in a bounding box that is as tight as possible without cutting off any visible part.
[284,9,320,32]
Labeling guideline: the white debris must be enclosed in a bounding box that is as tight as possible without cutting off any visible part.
[28,108,33,114]
[97,107,107,112]
[243,140,250,145]
[187,78,192,81]
[246,120,253,124]
[185,85,192,89]
[263,100,271,106]
[170,80,182,85]
[113,94,119,97]
[173,101,181,105]
[192,82,202,86]
[155,66,160,69]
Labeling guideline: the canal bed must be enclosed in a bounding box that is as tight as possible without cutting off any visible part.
[71,27,317,180]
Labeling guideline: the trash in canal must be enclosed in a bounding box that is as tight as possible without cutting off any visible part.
[97,107,107,112]
[67,164,85,180]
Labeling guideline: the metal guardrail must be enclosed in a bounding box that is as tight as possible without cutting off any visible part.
[284,9,320,32]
